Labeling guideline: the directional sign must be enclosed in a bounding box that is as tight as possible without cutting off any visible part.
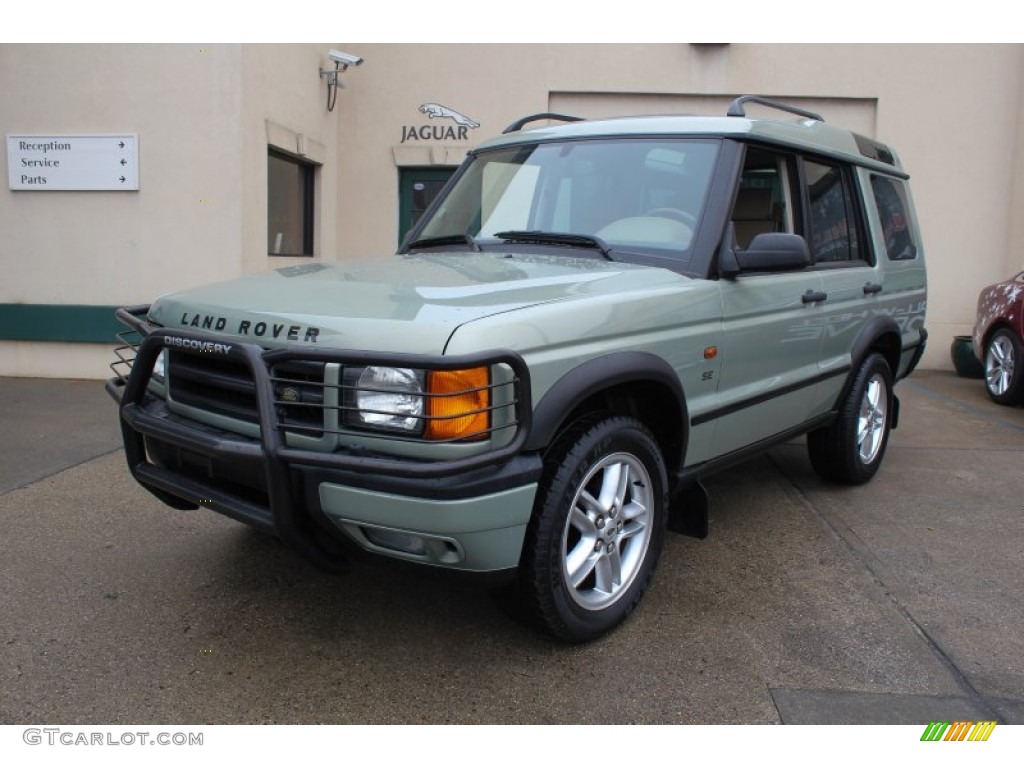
[7,134,139,191]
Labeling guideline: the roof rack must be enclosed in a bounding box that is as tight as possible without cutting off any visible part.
[726,95,824,123]
[502,112,584,134]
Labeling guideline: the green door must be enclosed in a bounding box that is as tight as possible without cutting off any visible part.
[398,168,455,245]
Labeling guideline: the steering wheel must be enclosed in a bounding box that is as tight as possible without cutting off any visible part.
[644,208,698,228]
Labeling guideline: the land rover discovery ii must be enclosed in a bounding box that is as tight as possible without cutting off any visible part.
[109,96,927,641]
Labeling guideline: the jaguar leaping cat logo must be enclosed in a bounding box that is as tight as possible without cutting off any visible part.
[419,103,480,128]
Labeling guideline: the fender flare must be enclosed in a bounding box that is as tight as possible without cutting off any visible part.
[833,315,903,410]
[525,351,689,465]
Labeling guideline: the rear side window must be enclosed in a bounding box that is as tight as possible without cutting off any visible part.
[870,176,918,260]
[804,159,863,263]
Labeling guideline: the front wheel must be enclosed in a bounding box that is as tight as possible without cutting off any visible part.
[808,352,893,485]
[518,416,668,642]
[984,328,1024,405]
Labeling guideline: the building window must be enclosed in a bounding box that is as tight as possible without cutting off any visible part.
[268,149,315,256]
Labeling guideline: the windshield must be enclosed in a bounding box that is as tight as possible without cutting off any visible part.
[416,138,719,267]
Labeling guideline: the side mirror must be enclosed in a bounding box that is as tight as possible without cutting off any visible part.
[733,233,810,273]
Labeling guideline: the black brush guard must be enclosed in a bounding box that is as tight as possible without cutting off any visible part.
[106,305,534,571]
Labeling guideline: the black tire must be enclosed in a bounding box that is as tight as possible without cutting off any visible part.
[984,328,1024,405]
[808,352,893,485]
[517,415,668,642]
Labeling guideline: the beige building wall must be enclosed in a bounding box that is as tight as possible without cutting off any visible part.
[2,43,1022,377]
[0,43,337,378]
[1,44,246,377]
[1010,74,1024,276]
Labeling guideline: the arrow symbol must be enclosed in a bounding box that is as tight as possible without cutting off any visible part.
[118,141,125,149]
[120,159,127,166]
[119,176,126,183]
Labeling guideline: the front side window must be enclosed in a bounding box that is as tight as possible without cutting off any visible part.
[730,147,796,248]
[417,139,720,267]
[268,149,316,257]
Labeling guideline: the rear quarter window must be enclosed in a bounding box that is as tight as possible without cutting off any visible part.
[870,176,918,260]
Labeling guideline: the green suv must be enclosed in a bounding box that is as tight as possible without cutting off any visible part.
[109,96,927,641]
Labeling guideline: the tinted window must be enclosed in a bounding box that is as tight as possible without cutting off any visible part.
[871,176,917,260]
[805,160,861,263]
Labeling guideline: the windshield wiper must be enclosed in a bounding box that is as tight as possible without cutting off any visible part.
[404,233,480,253]
[493,230,615,261]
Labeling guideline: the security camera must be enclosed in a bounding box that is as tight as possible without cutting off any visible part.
[320,50,363,110]
[328,50,363,68]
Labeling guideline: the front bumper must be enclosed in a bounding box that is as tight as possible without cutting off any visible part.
[108,306,539,574]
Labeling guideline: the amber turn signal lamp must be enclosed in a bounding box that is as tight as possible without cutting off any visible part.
[425,367,491,441]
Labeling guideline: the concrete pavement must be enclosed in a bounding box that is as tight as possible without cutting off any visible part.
[0,371,1021,724]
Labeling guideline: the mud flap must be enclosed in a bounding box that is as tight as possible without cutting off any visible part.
[668,480,709,539]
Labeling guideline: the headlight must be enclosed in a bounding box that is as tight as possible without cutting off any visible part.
[344,364,492,441]
[152,350,167,381]
[345,366,425,433]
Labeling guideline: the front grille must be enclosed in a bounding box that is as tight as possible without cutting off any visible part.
[167,351,327,438]
[270,360,328,437]
[168,351,258,421]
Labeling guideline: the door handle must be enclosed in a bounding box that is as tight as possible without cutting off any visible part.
[863,282,883,295]
[802,290,828,304]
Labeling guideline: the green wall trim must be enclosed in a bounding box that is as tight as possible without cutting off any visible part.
[0,304,123,343]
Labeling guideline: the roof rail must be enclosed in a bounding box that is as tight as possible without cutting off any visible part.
[502,112,585,134]
[726,95,824,123]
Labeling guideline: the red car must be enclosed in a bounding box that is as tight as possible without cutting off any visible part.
[973,271,1024,405]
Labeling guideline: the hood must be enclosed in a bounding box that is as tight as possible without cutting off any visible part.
[148,252,679,355]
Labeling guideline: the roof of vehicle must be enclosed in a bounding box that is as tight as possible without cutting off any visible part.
[476,113,906,176]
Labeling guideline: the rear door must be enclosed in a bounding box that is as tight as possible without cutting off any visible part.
[799,156,877,393]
